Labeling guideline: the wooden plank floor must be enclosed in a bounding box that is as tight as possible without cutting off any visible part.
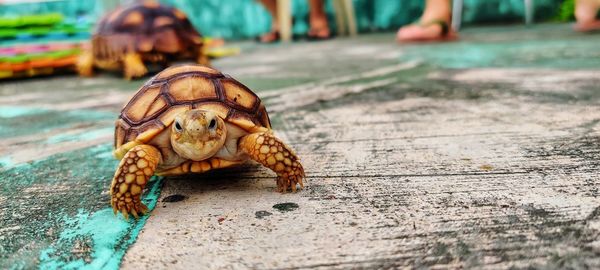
[2,24,600,269]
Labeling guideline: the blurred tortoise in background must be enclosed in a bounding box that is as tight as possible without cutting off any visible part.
[110,64,305,219]
[77,1,208,80]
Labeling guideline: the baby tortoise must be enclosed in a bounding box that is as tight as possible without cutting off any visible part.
[78,1,208,80]
[111,64,305,219]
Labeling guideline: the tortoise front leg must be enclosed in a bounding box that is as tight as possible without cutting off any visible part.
[122,52,148,80]
[76,50,94,77]
[196,47,210,67]
[110,144,160,219]
[239,131,305,192]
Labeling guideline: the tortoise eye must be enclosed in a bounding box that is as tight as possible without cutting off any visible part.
[208,119,216,130]
[174,121,183,132]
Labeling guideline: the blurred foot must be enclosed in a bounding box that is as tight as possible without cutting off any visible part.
[308,12,330,40]
[396,0,454,42]
[396,20,456,42]
[574,0,600,32]
[258,30,280,43]
[574,20,600,31]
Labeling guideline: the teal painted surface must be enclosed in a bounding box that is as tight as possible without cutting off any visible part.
[37,178,162,270]
[398,25,600,69]
[0,0,564,40]
[0,143,163,270]
[0,75,162,269]
[0,106,47,118]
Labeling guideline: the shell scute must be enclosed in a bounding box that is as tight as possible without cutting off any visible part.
[154,16,175,28]
[221,79,258,112]
[122,11,143,26]
[155,65,220,79]
[114,119,129,148]
[145,96,168,119]
[123,85,161,123]
[193,102,230,120]
[153,29,182,53]
[158,104,192,127]
[167,76,217,102]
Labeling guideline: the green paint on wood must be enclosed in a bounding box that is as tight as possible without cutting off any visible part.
[399,26,600,69]
[38,178,162,270]
[0,106,48,118]
[0,144,162,269]
[0,156,13,168]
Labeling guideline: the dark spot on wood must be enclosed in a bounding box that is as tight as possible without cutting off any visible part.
[162,194,186,202]
[272,202,299,212]
[431,242,452,264]
[456,241,471,258]
[255,210,272,219]
[523,204,550,218]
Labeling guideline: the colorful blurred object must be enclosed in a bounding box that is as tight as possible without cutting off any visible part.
[0,43,82,79]
[204,37,240,58]
[0,12,90,79]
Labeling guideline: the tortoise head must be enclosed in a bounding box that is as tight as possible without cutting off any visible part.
[171,109,226,161]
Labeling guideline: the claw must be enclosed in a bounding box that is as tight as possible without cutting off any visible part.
[121,209,129,220]
[291,182,297,192]
[113,207,118,215]
[130,209,139,219]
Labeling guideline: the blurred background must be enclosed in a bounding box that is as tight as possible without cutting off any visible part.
[0,0,571,40]
[0,0,579,80]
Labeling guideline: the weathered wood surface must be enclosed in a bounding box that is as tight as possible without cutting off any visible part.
[1,24,600,269]
[122,26,600,269]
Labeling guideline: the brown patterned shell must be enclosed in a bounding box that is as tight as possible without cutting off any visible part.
[93,1,203,60]
[114,65,271,150]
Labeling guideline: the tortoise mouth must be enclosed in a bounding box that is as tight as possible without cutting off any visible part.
[174,140,221,161]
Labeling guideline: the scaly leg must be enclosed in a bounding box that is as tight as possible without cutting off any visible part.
[122,53,148,80]
[239,131,305,192]
[76,50,94,77]
[110,144,160,219]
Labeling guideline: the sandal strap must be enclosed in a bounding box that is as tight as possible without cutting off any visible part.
[418,19,450,36]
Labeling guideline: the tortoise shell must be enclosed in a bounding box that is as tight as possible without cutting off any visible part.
[93,1,202,60]
[115,65,271,152]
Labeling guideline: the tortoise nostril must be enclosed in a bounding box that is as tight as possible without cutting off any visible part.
[208,119,216,129]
